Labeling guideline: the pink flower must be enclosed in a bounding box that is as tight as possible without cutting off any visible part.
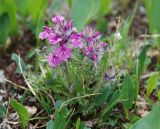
[54,45,72,61]
[47,45,72,68]
[52,16,64,24]
[39,16,107,68]
[82,47,92,55]
[81,26,107,62]
[92,54,97,61]
[39,26,53,40]
[48,34,62,45]
[64,21,73,32]
[70,34,84,48]
[39,31,48,40]
[40,16,76,46]
[47,53,63,67]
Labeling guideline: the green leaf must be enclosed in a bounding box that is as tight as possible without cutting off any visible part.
[98,0,112,17]
[27,0,48,41]
[95,85,111,106]
[157,91,160,100]
[144,0,160,34]
[38,94,51,114]
[49,0,64,15]
[0,104,6,117]
[123,123,133,129]
[130,105,160,129]
[121,74,134,110]
[75,118,86,129]
[101,91,121,118]
[0,0,17,43]
[128,114,140,123]
[76,118,81,129]
[120,1,138,39]
[0,13,9,43]
[11,53,29,73]
[137,46,147,78]
[28,0,48,23]
[14,0,29,16]
[71,0,101,31]
[96,18,107,33]
[147,72,159,97]
[53,108,68,129]
[131,74,139,108]
[54,100,65,110]
[46,119,54,129]
[67,0,73,7]
[0,0,17,31]
[11,99,30,129]
[35,17,45,39]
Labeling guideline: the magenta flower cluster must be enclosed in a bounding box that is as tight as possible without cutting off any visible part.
[39,16,106,67]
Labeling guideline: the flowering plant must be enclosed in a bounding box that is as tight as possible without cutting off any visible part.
[4,14,126,129]
[39,16,107,67]
[21,15,121,128]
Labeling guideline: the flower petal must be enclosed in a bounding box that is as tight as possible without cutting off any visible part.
[48,34,62,45]
[47,53,63,67]
[52,16,64,24]
[54,45,72,61]
[70,34,84,48]
[39,32,48,40]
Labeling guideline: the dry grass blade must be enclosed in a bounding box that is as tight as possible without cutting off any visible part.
[18,55,36,96]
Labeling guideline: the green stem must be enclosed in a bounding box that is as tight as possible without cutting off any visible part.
[134,59,139,111]
[29,117,49,121]
[125,109,129,119]
[35,54,39,74]
[96,54,109,92]
[59,93,101,112]
[64,62,71,87]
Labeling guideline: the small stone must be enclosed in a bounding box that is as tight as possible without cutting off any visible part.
[25,106,37,116]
